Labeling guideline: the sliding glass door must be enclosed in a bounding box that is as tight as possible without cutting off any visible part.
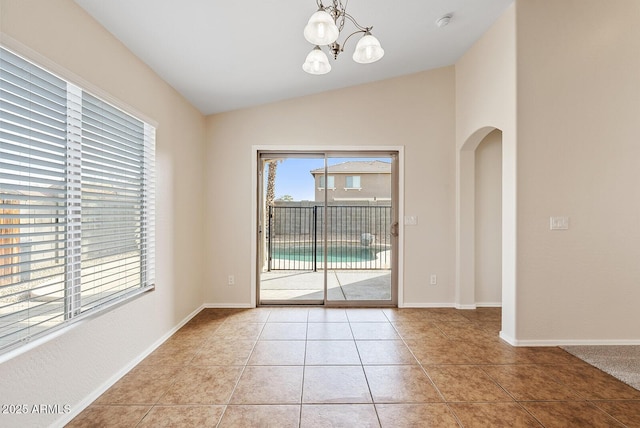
[258,153,326,304]
[323,154,397,305]
[257,151,398,306]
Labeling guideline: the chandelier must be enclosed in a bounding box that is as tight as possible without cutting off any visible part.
[302,0,384,75]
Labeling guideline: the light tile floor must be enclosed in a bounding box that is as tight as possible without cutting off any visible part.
[67,307,640,427]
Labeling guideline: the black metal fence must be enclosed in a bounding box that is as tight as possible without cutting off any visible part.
[267,204,392,271]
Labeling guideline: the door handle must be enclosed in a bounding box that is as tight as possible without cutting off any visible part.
[390,221,399,237]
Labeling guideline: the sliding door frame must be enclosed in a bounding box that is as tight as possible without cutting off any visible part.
[251,145,405,308]
[257,152,327,305]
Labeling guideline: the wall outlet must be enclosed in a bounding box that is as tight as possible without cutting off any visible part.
[429,274,437,285]
[228,275,235,286]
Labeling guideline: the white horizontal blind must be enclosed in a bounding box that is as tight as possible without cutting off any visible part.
[0,46,155,353]
[0,47,68,347]
[79,93,146,311]
[141,123,155,291]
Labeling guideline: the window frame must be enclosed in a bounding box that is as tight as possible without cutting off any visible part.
[0,42,156,359]
[345,175,362,190]
[318,175,335,190]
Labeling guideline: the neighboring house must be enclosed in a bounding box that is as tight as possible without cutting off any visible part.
[310,160,391,202]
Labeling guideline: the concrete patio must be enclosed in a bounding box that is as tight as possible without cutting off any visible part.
[259,270,391,302]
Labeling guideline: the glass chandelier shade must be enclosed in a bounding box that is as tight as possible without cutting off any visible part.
[304,10,340,45]
[302,46,332,75]
[352,33,385,64]
[302,1,384,75]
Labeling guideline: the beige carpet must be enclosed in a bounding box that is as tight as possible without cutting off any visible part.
[562,345,640,391]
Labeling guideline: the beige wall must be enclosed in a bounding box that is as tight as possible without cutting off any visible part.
[455,3,517,339]
[475,130,502,305]
[456,0,640,344]
[205,68,456,306]
[0,1,205,426]
[515,0,640,342]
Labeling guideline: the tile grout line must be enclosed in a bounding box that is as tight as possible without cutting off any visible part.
[299,313,310,427]
[384,309,458,425]
[347,313,383,428]
[215,313,269,427]
[136,317,226,427]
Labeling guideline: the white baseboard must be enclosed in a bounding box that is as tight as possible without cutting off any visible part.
[499,331,517,346]
[54,304,206,427]
[402,302,456,308]
[201,302,501,310]
[509,338,640,347]
[499,331,640,347]
[475,302,502,308]
[203,303,254,309]
[403,302,502,310]
[455,304,477,310]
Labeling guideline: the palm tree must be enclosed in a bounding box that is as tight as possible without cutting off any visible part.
[264,160,281,272]
[266,160,279,206]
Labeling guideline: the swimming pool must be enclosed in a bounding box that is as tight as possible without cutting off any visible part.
[270,244,387,263]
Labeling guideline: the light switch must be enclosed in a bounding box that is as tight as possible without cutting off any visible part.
[550,216,569,230]
[404,216,418,225]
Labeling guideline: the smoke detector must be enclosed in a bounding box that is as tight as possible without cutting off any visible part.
[436,14,452,28]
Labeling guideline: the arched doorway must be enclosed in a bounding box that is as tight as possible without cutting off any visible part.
[457,127,499,307]
[474,130,502,306]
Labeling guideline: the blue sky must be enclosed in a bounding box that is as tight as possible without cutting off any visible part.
[266,157,390,201]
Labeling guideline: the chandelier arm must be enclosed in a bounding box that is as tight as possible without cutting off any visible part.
[340,11,371,33]
[315,0,369,32]
[340,28,368,51]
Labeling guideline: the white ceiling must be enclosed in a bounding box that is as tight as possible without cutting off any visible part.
[74,0,514,115]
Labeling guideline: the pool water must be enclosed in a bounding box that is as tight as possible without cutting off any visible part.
[271,245,386,263]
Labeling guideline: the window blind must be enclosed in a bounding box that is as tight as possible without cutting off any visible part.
[0,46,155,353]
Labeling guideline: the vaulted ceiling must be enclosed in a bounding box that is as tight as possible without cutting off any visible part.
[75,0,514,115]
